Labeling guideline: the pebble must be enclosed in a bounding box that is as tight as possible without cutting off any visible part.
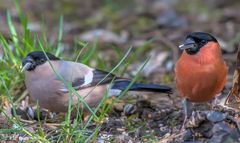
[208,131,229,143]
[183,129,193,141]
[197,121,214,138]
[206,111,227,123]
[212,122,232,133]
[123,104,137,116]
[113,102,125,112]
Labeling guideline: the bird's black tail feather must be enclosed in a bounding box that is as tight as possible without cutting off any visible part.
[111,80,172,94]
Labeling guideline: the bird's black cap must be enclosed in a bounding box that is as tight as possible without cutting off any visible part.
[179,32,218,55]
[22,51,60,71]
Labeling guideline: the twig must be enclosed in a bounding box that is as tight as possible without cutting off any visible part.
[227,116,240,133]
[157,131,186,143]
[14,89,28,104]
[225,44,240,105]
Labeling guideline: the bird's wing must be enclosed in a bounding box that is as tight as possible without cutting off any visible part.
[56,61,117,92]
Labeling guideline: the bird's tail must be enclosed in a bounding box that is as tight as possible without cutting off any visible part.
[111,80,172,94]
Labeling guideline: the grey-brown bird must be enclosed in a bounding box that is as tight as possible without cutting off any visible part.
[22,51,172,113]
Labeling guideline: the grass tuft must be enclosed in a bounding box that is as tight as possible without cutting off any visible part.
[0,0,158,142]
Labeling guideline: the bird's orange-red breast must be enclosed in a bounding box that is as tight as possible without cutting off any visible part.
[175,32,227,102]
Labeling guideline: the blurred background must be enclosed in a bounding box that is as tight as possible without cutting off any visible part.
[0,0,239,73]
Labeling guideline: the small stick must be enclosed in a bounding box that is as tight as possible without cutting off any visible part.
[225,44,240,105]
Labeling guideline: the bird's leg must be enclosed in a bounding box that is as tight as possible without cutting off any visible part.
[181,98,191,131]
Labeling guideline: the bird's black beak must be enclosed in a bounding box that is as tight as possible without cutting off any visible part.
[178,38,196,50]
[21,56,33,72]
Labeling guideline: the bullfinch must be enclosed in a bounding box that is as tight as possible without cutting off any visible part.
[22,51,172,113]
[175,32,228,128]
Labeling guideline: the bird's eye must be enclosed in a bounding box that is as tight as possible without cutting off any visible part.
[40,59,45,62]
[201,40,206,44]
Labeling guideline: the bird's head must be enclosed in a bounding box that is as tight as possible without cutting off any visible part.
[21,51,60,72]
[178,32,218,55]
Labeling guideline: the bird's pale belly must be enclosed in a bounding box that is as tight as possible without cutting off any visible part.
[26,78,107,112]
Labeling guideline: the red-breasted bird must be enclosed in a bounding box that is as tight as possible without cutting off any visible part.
[21,51,172,113]
[175,32,227,127]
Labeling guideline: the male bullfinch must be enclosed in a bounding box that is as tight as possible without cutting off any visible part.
[22,51,172,113]
[175,32,228,128]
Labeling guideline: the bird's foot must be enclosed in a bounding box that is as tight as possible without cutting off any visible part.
[181,111,205,131]
[185,111,206,128]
